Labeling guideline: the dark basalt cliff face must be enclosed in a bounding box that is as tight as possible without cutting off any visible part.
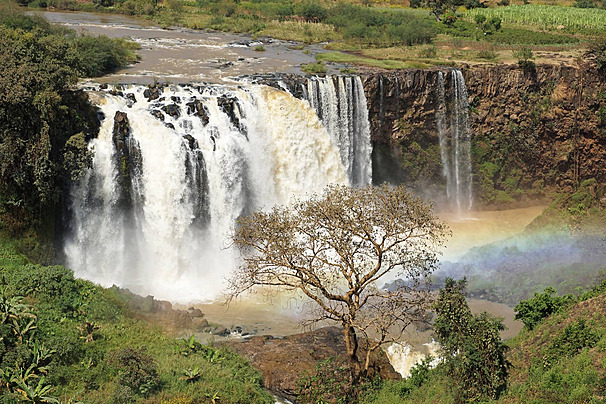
[361,65,606,208]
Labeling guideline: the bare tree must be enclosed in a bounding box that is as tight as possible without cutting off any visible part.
[228,184,449,384]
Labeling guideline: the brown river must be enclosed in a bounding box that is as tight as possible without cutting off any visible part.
[35,10,338,83]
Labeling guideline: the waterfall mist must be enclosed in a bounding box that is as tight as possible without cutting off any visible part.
[65,81,371,302]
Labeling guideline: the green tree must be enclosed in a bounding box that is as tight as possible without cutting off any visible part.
[433,278,509,403]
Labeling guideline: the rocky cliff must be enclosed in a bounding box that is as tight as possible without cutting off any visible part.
[361,65,606,208]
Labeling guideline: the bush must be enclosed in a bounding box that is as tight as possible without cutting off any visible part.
[513,45,536,72]
[574,0,598,7]
[542,319,600,368]
[297,2,328,22]
[418,45,437,58]
[477,46,498,60]
[75,35,139,77]
[108,347,160,397]
[296,357,351,403]
[302,61,327,74]
[514,287,575,330]
[328,4,436,46]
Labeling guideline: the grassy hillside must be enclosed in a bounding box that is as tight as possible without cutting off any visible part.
[362,282,606,403]
[0,232,272,403]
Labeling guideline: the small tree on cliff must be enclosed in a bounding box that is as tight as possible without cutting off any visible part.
[228,184,449,385]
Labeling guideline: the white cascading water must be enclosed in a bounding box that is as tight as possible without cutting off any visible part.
[436,70,473,212]
[65,83,351,302]
[303,76,372,186]
[386,341,440,378]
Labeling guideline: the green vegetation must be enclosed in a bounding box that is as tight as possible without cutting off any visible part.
[0,231,272,403]
[363,279,606,404]
[465,4,606,34]
[316,52,431,69]
[301,60,327,74]
[438,18,579,44]
[514,286,574,330]
[0,4,138,245]
[433,278,509,402]
[295,357,350,403]
[326,4,436,46]
[528,178,606,233]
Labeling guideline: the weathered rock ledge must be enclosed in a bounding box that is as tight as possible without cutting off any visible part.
[224,326,400,403]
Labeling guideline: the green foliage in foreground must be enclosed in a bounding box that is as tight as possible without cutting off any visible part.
[515,280,606,331]
[364,278,606,404]
[433,278,509,402]
[0,233,272,403]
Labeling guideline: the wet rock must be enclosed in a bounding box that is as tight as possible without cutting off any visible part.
[165,123,175,130]
[143,86,162,101]
[125,93,137,104]
[162,103,180,119]
[150,110,165,121]
[186,99,210,125]
[182,134,198,150]
[217,95,245,136]
[171,96,181,103]
[214,328,230,337]
[100,83,109,90]
[112,111,129,155]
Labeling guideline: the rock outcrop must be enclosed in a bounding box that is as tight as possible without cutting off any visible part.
[225,326,400,402]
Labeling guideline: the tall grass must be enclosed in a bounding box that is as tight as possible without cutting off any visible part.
[465,5,606,33]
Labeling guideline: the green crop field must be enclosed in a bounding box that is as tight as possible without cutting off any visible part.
[465,4,606,33]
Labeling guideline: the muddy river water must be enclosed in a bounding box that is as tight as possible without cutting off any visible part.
[35,10,337,83]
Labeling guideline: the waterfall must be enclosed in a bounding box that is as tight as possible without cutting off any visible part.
[436,70,473,212]
[304,76,372,186]
[65,83,348,302]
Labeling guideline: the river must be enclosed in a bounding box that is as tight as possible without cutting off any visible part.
[35,10,338,83]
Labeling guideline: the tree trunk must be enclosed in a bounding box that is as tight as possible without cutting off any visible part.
[343,324,362,385]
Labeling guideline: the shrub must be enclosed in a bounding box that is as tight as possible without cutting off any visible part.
[574,0,598,8]
[418,45,437,58]
[477,46,498,60]
[542,319,600,368]
[302,61,327,74]
[108,347,160,398]
[514,287,575,330]
[297,3,328,22]
[296,357,351,403]
[513,45,535,73]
